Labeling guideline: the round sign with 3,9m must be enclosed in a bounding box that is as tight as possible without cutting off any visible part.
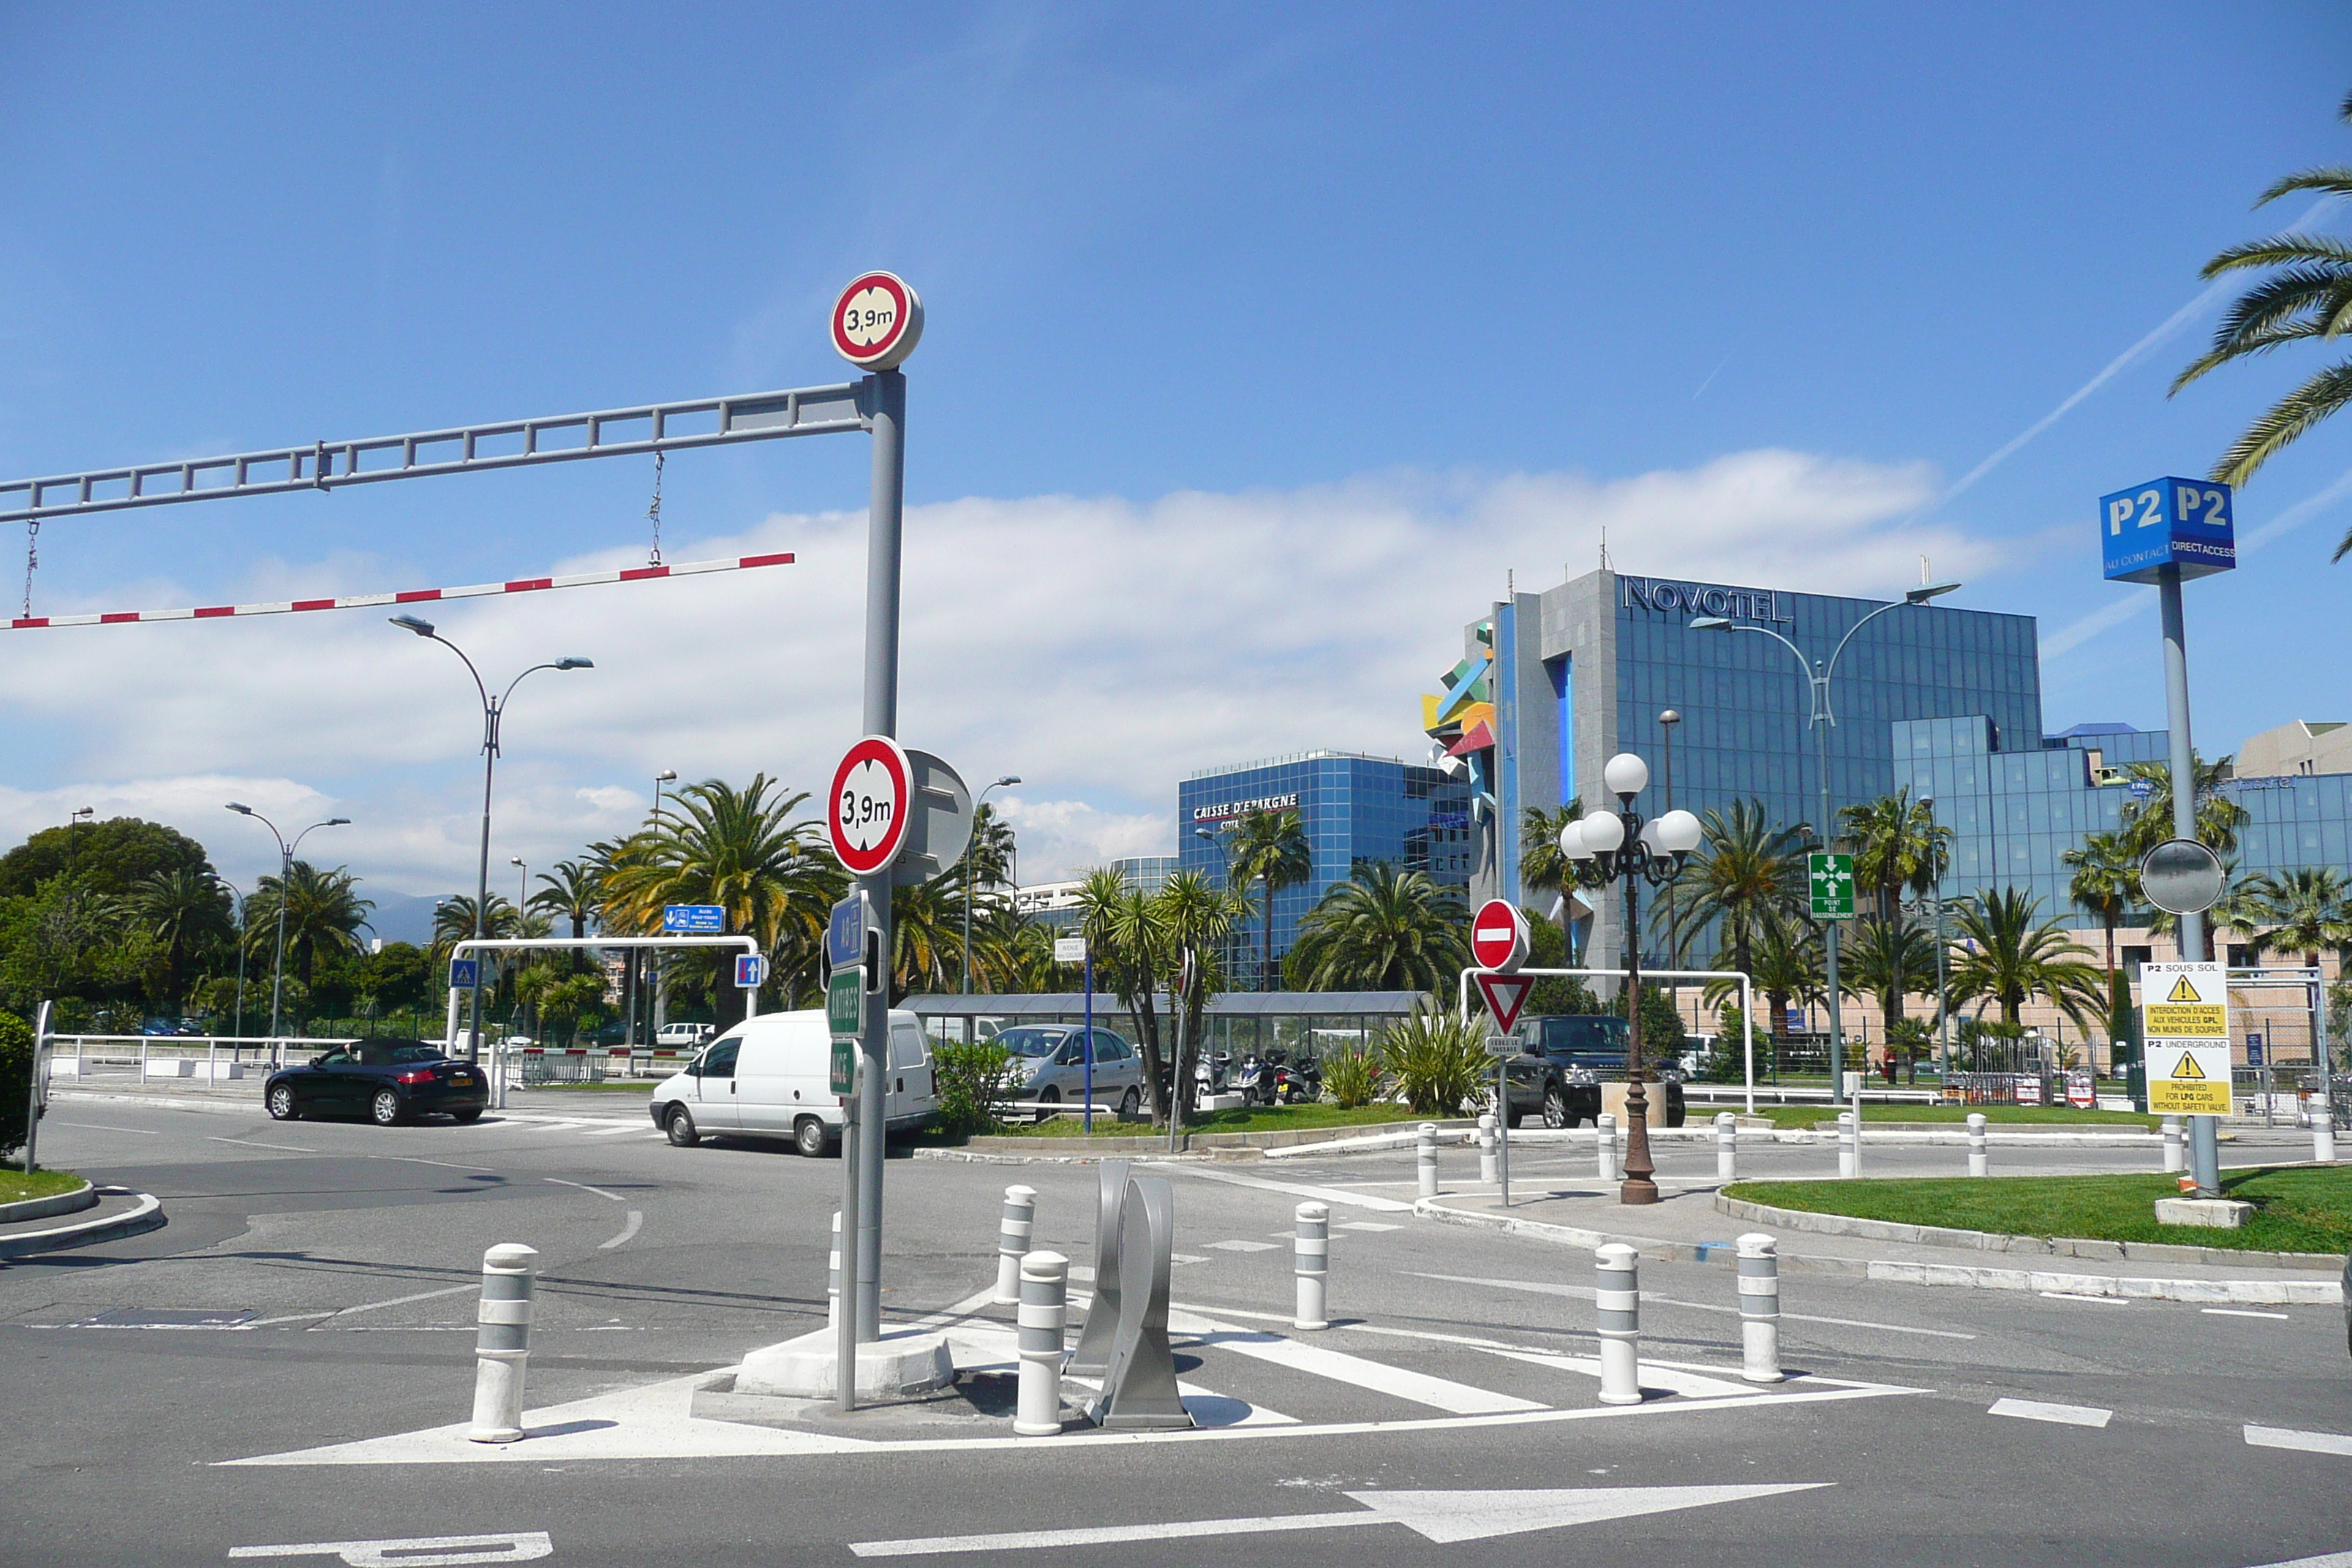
[832,271,924,371]
[829,735,913,877]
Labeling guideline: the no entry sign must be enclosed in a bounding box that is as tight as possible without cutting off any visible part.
[829,735,913,876]
[1471,900,1530,973]
[832,272,924,371]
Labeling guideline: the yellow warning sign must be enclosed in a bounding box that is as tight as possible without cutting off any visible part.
[2141,960,2228,1039]
[2164,975,2201,1003]
[2146,1042,2233,1115]
[2168,1053,2206,1080]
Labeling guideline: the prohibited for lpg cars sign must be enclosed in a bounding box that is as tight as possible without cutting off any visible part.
[832,271,924,370]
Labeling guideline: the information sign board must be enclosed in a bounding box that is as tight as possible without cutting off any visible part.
[663,904,725,934]
[1053,936,1087,964]
[1808,853,1854,919]
[826,966,864,1039]
[2100,476,2235,584]
[830,1036,856,1098]
[2142,960,2233,1115]
[826,892,869,970]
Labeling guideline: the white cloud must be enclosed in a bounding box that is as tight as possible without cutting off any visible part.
[0,450,1999,886]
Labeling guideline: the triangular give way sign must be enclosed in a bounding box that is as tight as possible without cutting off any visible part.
[1475,970,1537,1035]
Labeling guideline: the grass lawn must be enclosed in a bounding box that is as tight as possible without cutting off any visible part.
[1735,1104,2158,1131]
[1726,1165,2352,1255]
[1,1166,87,1204]
[975,1102,1444,1139]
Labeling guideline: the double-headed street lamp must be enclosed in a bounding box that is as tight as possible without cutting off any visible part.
[390,614,592,1062]
[1690,580,1961,1120]
[960,775,1021,995]
[1556,752,1703,1205]
[224,804,350,1043]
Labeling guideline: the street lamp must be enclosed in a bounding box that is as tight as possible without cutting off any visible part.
[389,613,592,1062]
[960,775,1021,995]
[652,769,678,824]
[1689,579,1960,1124]
[1556,752,1703,1205]
[225,804,350,1045]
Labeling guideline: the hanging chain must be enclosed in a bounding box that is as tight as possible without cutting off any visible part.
[20,519,37,619]
[647,451,665,567]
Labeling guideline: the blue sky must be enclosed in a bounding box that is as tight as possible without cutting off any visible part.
[2,4,2349,929]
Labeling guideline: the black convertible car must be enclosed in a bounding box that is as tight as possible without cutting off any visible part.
[265,1041,490,1126]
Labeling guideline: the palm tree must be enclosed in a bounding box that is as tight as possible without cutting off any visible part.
[962,802,1018,892]
[1703,908,1825,1046]
[1666,800,1809,984]
[129,867,233,1014]
[1156,870,1254,1112]
[1286,863,1469,992]
[1078,868,1171,1123]
[2171,89,2352,529]
[1219,807,1311,991]
[2244,867,2352,968]
[2062,829,2138,986]
[246,862,373,987]
[1946,889,2107,1032]
[530,859,603,971]
[1839,788,1950,1049]
[883,877,970,1003]
[1839,913,1937,1040]
[2119,754,2249,861]
[1518,802,1586,911]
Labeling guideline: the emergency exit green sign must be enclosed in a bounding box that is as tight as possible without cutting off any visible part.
[1808,853,1855,919]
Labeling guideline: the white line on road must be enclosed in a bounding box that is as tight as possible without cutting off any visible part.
[2038,1292,2132,1305]
[2245,1552,2352,1567]
[52,1121,160,1134]
[1339,1221,1401,1232]
[2203,1308,2292,1321]
[231,1531,551,1561]
[1154,1164,1414,1213]
[581,1123,647,1136]
[2246,1424,2352,1458]
[208,1137,320,1153]
[545,1177,625,1202]
[600,1211,643,1250]
[1168,1308,1545,1414]
[1988,1398,2112,1428]
[1207,1240,1278,1253]
[310,1283,478,1325]
[367,1154,497,1172]
[1409,1273,1978,1339]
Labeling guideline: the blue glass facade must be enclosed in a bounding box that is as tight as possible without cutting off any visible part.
[1178,752,1471,977]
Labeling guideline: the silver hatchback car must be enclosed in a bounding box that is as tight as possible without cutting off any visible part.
[995,1024,1145,1120]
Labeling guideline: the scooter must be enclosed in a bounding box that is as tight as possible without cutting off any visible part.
[1232,1053,1272,1106]
[1270,1056,1322,1104]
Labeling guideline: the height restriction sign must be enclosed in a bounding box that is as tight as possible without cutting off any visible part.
[829,735,913,877]
[2141,960,2233,1116]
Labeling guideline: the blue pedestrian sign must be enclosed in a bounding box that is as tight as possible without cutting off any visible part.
[2100,477,2235,584]
[734,953,767,990]
[448,957,479,990]
[663,904,725,934]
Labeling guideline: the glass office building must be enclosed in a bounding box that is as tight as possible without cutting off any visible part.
[1178,751,1471,982]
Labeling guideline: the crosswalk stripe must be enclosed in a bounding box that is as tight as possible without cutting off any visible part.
[1156,1165,1414,1213]
[1989,1398,2111,1428]
[1169,1308,1545,1415]
[2245,1425,2352,1458]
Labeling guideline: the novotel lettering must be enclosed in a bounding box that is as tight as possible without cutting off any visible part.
[1191,792,1300,823]
[1620,577,1790,622]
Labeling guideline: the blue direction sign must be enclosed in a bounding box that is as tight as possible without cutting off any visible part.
[2100,477,2235,584]
[826,892,868,970]
[735,953,767,990]
[448,957,479,990]
[663,904,725,934]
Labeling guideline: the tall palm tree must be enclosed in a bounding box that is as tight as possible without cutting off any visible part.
[1839,913,1937,1040]
[1156,870,1254,1112]
[2062,829,2138,986]
[1703,908,1825,1044]
[2119,754,2249,860]
[1946,888,2106,1032]
[1077,868,1171,1123]
[2244,866,2352,968]
[530,859,603,971]
[1666,799,1808,984]
[246,862,373,987]
[1286,863,1469,992]
[883,878,970,1003]
[129,866,233,1014]
[1518,801,1586,912]
[2171,89,2352,531]
[1219,807,1311,991]
[962,802,1018,893]
[1840,788,1950,1047]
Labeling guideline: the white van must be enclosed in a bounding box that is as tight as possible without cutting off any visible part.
[648,1008,935,1158]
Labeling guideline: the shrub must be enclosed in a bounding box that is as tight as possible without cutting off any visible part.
[0,1010,32,1161]
[933,1041,1017,1136]
[1376,1003,1490,1117]
[1320,1046,1384,1109]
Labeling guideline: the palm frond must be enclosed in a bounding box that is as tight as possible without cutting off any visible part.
[2210,356,2352,486]
[2200,233,2352,276]
[2253,167,2352,208]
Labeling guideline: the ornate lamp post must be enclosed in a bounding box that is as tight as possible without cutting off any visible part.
[1557,752,1703,1205]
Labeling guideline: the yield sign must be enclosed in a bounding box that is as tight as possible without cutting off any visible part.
[1475,970,1537,1035]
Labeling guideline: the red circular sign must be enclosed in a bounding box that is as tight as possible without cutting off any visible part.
[1471,899,1530,973]
[831,272,924,370]
[829,735,913,876]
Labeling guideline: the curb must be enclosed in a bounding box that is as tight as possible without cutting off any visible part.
[52,1089,259,1117]
[0,1187,166,1259]
[1410,1198,2342,1305]
[913,1147,1212,1166]
[1711,1192,2345,1272]
[0,1181,96,1225]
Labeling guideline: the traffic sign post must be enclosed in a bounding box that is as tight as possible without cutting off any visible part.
[1471,900,1531,973]
[734,954,766,990]
[663,904,725,934]
[826,966,864,1041]
[829,736,913,877]
[1474,970,1537,1036]
[1806,854,1855,919]
[447,957,479,991]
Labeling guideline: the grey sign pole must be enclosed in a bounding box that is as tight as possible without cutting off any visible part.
[2157,565,2223,1196]
[854,368,907,1341]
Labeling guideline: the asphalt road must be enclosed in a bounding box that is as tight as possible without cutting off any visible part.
[3,1090,2346,1568]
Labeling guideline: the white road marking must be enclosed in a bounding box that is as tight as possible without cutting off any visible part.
[208,1136,319,1153]
[245,1311,340,1327]
[229,1530,551,1563]
[581,1123,645,1136]
[1988,1398,2112,1428]
[1170,1253,1208,1265]
[367,1154,496,1172]
[545,1177,625,1202]
[2245,1552,2352,1567]
[1208,1240,1278,1253]
[1410,1273,1977,1340]
[2203,1308,2292,1321]
[1155,1164,1414,1212]
[310,1283,478,1325]
[1169,1308,1545,1414]
[1339,1221,1401,1232]
[600,1211,643,1250]
[52,1120,159,1134]
[2039,1291,2132,1305]
[2246,1424,2352,1458]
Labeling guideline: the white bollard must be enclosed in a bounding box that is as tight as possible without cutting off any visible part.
[2161,1114,2183,1172]
[1014,1250,1068,1436]
[2315,1096,2337,1164]
[1594,1243,1642,1406]
[995,1185,1036,1305]
[1967,1112,1989,1177]
[1596,1113,1618,1183]
[1294,1201,1330,1330]
[1735,1232,1782,1383]
[1836,1111,1858,1178]
[1714,1112,1738,1183]
[1477,1114,1499,1186]
[827,1210,842,1327]
[469,1243,538,1443]
[1417,1123,1439,1199]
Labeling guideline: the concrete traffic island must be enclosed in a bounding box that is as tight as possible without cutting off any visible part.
[2155,1196,2253,1229]
[729,1326,956,1404]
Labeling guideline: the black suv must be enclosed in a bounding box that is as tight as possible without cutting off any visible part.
[1499,1014,1687,1130]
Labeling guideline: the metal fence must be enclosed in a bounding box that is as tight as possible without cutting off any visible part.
[45,1034,324,1084]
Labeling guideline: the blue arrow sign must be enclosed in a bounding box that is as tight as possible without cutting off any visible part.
[735,953,767,990]
[663,904,725,934]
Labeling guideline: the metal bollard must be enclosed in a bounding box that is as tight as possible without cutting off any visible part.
[1594,1243,1642,1405]
[2162,1114,2184,1173]
[1836,1111,1858,1178]
[1014,1250,1068,1436]
[828,1210,843,1327]
[469,1243,538,1444]
[995,1185,1036,1305]
[1417,1123,1439,1199]
[1967,1112,1989,1177]
[1294,1202,1330,1330]
[1735,1232,1782,1383]
[1596,1113,1618,1183]
[1477,1113,1499,1186]
[1714,1112,1738,1183]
